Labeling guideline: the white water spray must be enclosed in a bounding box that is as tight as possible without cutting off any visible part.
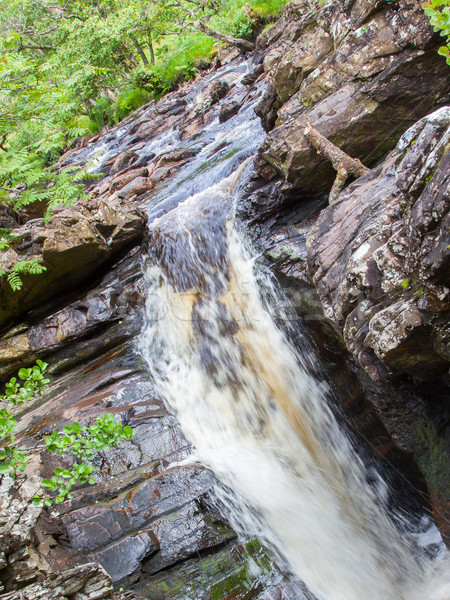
[139,168,450,600]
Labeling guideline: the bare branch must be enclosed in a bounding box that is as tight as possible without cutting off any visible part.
[192,21,254,52]
[304,123,370,203]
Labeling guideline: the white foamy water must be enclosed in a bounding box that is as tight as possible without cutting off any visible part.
[138,168,450,600]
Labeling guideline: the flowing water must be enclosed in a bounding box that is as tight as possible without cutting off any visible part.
[138,168,450,600]
[74,57,450,600]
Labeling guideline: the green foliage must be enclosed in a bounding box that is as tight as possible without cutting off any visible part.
[4,359,50,406]
[0,0,287,219]
[0,360,50,476]
[423,0,450,65]
[0,361,134,505]
[35,414,134,504]
[112,87,153,120]
[5,259,47,291]
[0,229,15,252]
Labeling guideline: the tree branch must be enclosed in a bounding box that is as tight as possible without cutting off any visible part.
[304,123,370,203]
[192,21,254,52]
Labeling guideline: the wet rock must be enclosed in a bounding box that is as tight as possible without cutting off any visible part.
[0,563,113,600]
[0,198,147,329]
[92,533,158,583]
[219,101,241,123]
[149,166,177,186]
[195,79,230,113]
[241,64,264,86]
[110,151,138,176]
[109,168,149,192]
[61,466,233,582]
[135,538,301,600]
[116,177,153,200]
[254,83,281,133]
[156,148,199,167]
[0,248,144,379]
[256,0,450,200]
[307,107,450,536]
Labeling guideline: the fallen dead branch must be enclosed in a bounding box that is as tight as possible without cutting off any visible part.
[304,123,370,202]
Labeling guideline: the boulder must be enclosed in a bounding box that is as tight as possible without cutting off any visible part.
[109,167,148,192]
[116,177,152,200]
[110,151,138,177]
[256,0,449,200]
[194,79,230,114]
[219,101,241,123]
[0,197,147,329]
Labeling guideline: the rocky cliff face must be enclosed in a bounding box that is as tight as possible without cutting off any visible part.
[242,0,450,224]
[0,0,449,597]
[246,0,450,545]
[307,107,450,541]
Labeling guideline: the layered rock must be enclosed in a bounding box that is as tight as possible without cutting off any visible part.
[0,198,146,330]
[254,0,450,202]
[307,107,450,540]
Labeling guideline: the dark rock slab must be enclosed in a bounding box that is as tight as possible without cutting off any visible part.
[0,198,147,330]
[135,539,306,600]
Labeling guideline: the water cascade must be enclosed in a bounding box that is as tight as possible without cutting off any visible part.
[73,56,449,600]
[138,165,450,600]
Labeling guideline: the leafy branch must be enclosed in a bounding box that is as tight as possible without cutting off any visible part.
[0,361,134,506]
[423,0,450,65]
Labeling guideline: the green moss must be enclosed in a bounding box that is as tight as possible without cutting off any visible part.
[416,417,450,497]
[139,538,277,600]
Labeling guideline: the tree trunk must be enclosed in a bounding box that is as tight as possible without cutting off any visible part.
[192,21,254,52]
[147,28,155,65]
[131,35,149,66]
[304,123,370,203]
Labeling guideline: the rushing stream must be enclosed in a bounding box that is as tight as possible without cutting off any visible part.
[72,56,450,600]
[139,168,450,600]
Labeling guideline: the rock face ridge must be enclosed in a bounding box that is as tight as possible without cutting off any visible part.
[307,108,450,383]
[0,0,449,597]
[248,0,450,216]
[307,107,450,541]
[0,197,147,330]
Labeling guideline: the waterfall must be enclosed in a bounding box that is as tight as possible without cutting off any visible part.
[138,167,450,600]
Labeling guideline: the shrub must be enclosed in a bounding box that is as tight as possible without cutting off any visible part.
[0,361,134,505]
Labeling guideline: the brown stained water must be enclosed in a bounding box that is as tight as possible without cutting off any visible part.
[139,168,450,600]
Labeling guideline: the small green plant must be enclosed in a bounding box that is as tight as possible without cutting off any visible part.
[400,277,411,289]
[0,258,47,292]
[0,360,50,475]
[414,286,425,300]
[423,0,450,65]
[0,361,134,505]
[35,415,134,505]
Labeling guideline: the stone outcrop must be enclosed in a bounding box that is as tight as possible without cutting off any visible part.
[307,107,450,382]
[254,0,450,202]
[0,564,113,600]
[307,107,450,540]
[0,468,113,599]
[0,197,147,330]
